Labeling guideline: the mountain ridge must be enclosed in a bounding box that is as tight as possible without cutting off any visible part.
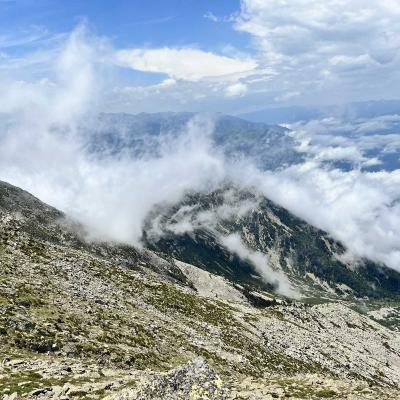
[143,186,400,300]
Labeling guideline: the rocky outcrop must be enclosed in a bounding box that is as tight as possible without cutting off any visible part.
[105,358,226,400]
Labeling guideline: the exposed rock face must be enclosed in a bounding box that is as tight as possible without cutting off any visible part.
[105,358,226,400]
[1,180,400,399]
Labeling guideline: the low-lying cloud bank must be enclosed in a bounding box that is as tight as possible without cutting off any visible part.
[0,27,400,297]
[249,164,400,272]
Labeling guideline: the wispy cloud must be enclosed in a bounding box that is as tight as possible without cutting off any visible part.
[225,82,248,97]
[0,25,50,49]
[127,15,175,26]
[220,233,300,298]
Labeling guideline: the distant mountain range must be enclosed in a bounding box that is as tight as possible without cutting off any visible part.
[239,99,400,124]
[84,112,303,170]
[83,110,400,174]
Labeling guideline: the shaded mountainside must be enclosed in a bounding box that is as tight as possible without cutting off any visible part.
[144,188,400,300]
[1,180,400,399]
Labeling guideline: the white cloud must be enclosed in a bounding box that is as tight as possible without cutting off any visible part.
[0,25,97,121]
[290,116,400,168]
[232,0,400,104]
[225,82,248,97]
[114,47,257,82]
[248,164,400,273]
[274,91,300,102]
[204,11,219,23]
[329,54,376,73]
[0,25,50,49]
[236,0,400,62]
[220,233,300,298]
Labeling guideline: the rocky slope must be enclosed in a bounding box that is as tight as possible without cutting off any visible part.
[1,181,400,399]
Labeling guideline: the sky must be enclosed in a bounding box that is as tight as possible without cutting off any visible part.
[1,0,400,114]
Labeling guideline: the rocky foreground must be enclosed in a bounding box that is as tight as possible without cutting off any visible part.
[1,181,400,399]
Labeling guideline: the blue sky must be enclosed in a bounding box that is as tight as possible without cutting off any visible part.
[1,0,400,114]
[0,1,244,51]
